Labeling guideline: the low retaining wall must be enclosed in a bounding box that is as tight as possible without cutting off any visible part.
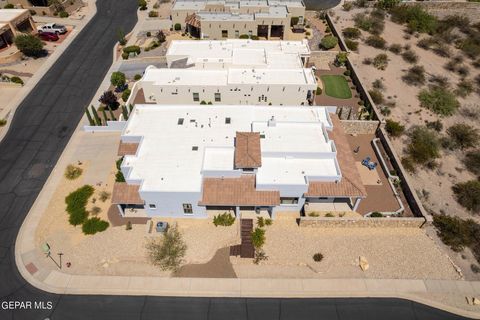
[340,120,379,135]
[0,81,22,88]
[299,216,426,228]
[83,120,127,132]
[0,50,22,65]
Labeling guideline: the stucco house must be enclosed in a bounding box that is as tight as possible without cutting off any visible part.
[0,9,35,49]
[112,104,367,219]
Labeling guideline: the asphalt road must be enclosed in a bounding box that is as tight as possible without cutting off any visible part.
[0,0,475,319]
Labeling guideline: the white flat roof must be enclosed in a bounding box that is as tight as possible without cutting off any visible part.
[172,0,303,10]
[166,39,310,69]
[142,66,315,86]
[122,105,338,193]
[198,12,254,21]
[0,9,29,22]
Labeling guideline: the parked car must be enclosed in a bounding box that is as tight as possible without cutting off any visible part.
[38,32,59,42]
[37,23,67,35]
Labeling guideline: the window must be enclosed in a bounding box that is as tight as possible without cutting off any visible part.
[222,30,228,38]
[193,92,199,102]
[149,204,157,209]
[214,93,221,102]
[183,203,193,214]
[235,30,239,38]
[177,118,184,125]
[280,197,299,205]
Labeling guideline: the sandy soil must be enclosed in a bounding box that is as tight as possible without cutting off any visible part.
[232,219,460,280]
[332,7,480,224]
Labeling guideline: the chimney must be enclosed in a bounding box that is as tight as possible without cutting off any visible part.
[268,116,276,127]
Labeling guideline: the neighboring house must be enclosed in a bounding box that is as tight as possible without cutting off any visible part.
[111,105,367,219]
[0,9,35,49]
[128,39,317,107]
[171,0,305,40]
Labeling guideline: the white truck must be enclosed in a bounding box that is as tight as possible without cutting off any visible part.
[37,23,67,35]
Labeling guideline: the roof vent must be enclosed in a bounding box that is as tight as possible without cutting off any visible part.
[225,117,231,124]
[177,118,184,125]
[192,146,199,151]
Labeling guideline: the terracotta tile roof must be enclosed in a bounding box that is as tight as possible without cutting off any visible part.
[199,175,280,206]
[306,115,367,198]
[117,142,139,156]
[234,132,262,169]
[111,182,144,205]
[185,13,201,28]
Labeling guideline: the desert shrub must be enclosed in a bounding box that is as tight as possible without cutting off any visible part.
[265,218,272,226]
[253,249,268,264]
[14,34,45,57]
[148,10,158,17]
[316,87,322,95]
[433,214,477,251]
[4,3,14,8]
[464,150,480,175]
[471,264,480,274]
[308,212,320,217]
[368,89,384,104]
[0,119,6,127]
[372,79,384,90]
[370,211,384,217]
[401,49,418,63]
[429,74,450,88]
[64,164,83,180]
[417,37,433,50]
[388,43,402,54]
[345,39,358,51]
[138,0,147,9]
[257,217,265,228]
[58,10,68,18]
[452,180,480,213]
[65,185,94,226]
[426,120,443,132]
[325,212,335,217]
[446,124,479,150]
[320,35,338,50]
[342,27,361,39]
[134,74,142,81]
[455,80,474,98]
[402,65,425,86]
[459,38,480,59]
[362,57,372,65]
[251,227,266,248]
[123,45,141,56]
[336,52,348,66]
[99,191,111,202]
[353,12,384,35]
[110,71,126,88]
[405,126,440,166]
[90,206,101,215]
[10,76,23,85]
[457,65,470,77]
[385,119,405,137]
[401,157,415,172]
[390,5,437,34]
[372,53,388,70]
[213,212,235,226]
[418,86,459,116]
[174,23,181,31]
[146,225,187,271]
[365,35,386,49]
[313,253,324,262]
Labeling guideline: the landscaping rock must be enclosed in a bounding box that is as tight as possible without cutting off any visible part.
[359,256,369,271]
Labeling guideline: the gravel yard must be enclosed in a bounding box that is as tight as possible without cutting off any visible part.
[232,219,460,280]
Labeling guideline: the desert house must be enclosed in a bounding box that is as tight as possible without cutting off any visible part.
[0,9,35,49]
[171,0,306,39]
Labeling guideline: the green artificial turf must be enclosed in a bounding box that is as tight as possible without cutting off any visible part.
[320,75,352,99]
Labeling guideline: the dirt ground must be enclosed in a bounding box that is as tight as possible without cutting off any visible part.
[232,218,460,280]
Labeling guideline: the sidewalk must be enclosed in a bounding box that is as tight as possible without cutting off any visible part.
[0,0,97,142]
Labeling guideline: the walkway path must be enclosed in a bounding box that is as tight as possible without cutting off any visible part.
[175,247,237,278]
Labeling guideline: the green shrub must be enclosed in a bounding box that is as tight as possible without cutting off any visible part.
[325,212,335,217]
[433,214,477,251]
[401,157,415,172]
[342,27,361,39]
[64,164,83,180]
[58,11,68,18]
[122,88,131,102]
[148,10,158,17]
[82,217,109,234]
[115,157,126,182]
[4,3,14,8]
[463,150,480,175]
[121,52,129,60]
[265,218,272,226]
[134,74,142,81]
[336,52,348,66]
[146,225,187,271]
[446,124,479,150]
[14,34,45,57]
[320,35,338,50]
[452,180,480,213]
[250,35,259,40]
[10,76,23,85]
[406,126,440,166]
[459,38,480,59]
[376,0,400,9]
[65,185,94,226]
[368,89,384,104]
[402,65,425,86]
[385,119,405,137]
[455,79,474,98]
[308,212,320,217]
[390,5,437,34]
[174,23,181,31]
[251,227,266,248]
[370,211,384,217]
[110,71,126,88]
[138,0,147,9]
[316,87,322,95]
[313,253,324,262]
[418,86,459,116]
[126,221,133,230]
[365,35,386,49]
[0,119,6,127]
[213,212,235,226]
[372,53,388,70]
[257,217,265,227]
[345,39,359,51]
[239,34,249,39]
[123,45,141,55]
[353,12,384,35]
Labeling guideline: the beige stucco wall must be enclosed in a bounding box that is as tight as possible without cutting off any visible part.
[299,216,427,228]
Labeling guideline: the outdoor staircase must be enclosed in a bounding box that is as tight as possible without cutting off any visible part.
[230,219,255,258]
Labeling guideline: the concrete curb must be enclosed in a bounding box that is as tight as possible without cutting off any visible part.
[0,0,97,143]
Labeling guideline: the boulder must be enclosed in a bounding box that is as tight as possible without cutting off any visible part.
[359,256,369,271]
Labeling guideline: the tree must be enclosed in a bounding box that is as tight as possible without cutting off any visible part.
[320,35,338,50]
[446,124,479,150]
[406,126,440,166]
[82,217,109,235]
[146,225,187,271]
[14,34,45,57]
[110,71,126,88]
[99,91,119,110]
[336,52,348,66]
[452,180,480,213]
[385,119,405,137]
[463,150,480,175]
[91,106,102,126]
[418,86,459,116]
[156,30,166,43]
